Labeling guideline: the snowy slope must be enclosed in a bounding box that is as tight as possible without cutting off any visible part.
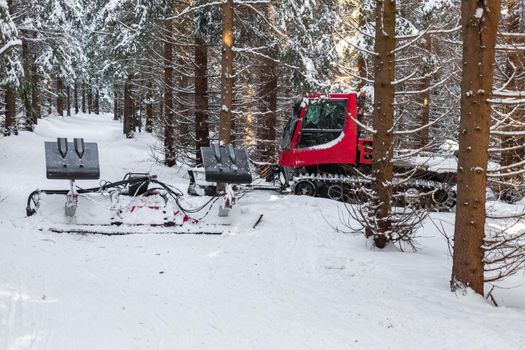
[0,114,524,350]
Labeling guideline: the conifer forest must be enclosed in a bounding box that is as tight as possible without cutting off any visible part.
[1,1,525,349]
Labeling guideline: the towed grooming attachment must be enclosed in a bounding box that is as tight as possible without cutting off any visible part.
[26,139,231,235]
[193,143,252,217]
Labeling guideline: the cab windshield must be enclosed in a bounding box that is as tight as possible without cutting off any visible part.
[297,100,347,148]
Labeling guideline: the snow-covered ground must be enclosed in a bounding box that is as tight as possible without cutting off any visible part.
[1,114,524,350]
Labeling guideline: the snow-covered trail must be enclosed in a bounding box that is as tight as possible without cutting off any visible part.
[0,114,525,350]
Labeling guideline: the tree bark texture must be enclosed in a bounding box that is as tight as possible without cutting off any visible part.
[145,81,153,133]
[87,87,92,114]
[177,55,190,147]
[356,4,368,92]
[56,77,64,116]
[47,88,52,115]
[499,0,524,202]
[132,92,138,132]
[114,84,119,120]
[31,60,40,120]
[418,36,432,148]
[21,36,34,126]
[123,74,134,138]
[370,0,396,248]
[145,101,153,133]
[95,88,100,115]
[74,80,79,114]
[3,0,16,134]
[94,79,100,115]
[219,0,234,145]
[258,58,278,162]
[452,0,501,296]
[66,85,71,116]
[194,35,210,164]
[81,82,86,113]
[164,14,176,166]
[4,87,16,134]
[159,100,164,127]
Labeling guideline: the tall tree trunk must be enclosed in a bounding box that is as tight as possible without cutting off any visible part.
[194,35,210,164]
[66,85,71,116]
[418,36,432,149]
[219,0,234,145]
[95,88,100,115]
[258,58,278,162]
[3,0,16,134]
[94,79,100,115]
[356,3,368,92]
[255,3,278,163]
[47,86,52,115]
[370,0,396,248]
[178,56,190,147]
[31,60,40,120]
[499,0,524,202]
[145,101,153,133]
[123,74,134,138]
[87,87,92,114]
[173,0,191,149]
[452,0,501,296]
[159,100,164,127]
[164,14,176,166]
[74,80,79,114]
[114,84,119,120]
[21,36,34,127]
[56,77,64,116]
[81,81,86,114]
[132,92,138,132]
[4,87,16,135]
[145,81,153,133]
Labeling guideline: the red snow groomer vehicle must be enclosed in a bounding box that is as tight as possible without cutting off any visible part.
[190,91,457,209]
[276,92,457,209]
[26,138,251,235]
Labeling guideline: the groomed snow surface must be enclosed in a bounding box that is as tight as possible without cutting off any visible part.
[1,114,524,350]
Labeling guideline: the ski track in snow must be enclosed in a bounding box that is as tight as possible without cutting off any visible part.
[0,113,524,350]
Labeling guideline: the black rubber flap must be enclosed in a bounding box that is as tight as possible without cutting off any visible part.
[201,145,252,184]
[45,139,100,180]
